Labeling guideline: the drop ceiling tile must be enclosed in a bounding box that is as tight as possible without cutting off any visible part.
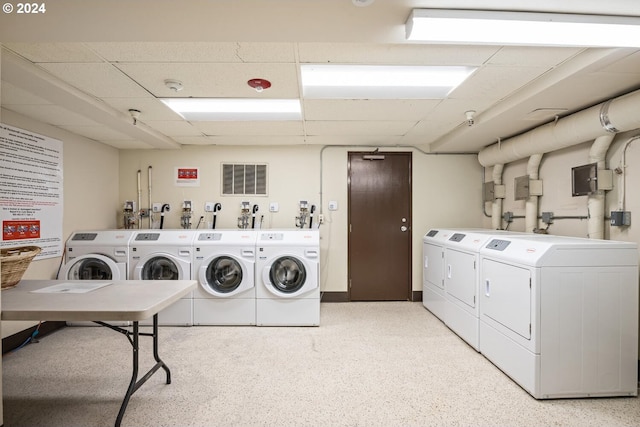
[100,140,155,149]
[1,81,52,104]
[2,104,101,126]
[89,42,296,63]
[3,43,104,63]
[303,99,440,121]
[58,125,135,141]
[297,43,500,65]
[305,120,415,136]
[190,121,304,136]
[450,65,550,101]
[101,98,185,121]
[176,135,305,145]
[420,98,495,126]
[305,135,403,146]
[598,49,640,73]
[114,62,300,98]
[144,121,203,137]
[487,46,582,66]
[37,63,151,98]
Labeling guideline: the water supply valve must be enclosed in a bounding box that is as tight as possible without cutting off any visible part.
[123,200,137,229]
[296,200,310,228]
[180,200,193,229]
[238,201,251,229]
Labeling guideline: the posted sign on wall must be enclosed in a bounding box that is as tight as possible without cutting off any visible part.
[0,123,63,259]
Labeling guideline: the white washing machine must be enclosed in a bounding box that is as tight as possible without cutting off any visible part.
[59,229,134,280]
[129,230,196,326]
[192,229,257,325]
[59,229,135,326]
[479,234,638,399]
[256,229,320,326]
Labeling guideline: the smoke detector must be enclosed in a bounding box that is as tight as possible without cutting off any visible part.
[164,79,184,92]
[352,0,375,6]
[247,78,271,93]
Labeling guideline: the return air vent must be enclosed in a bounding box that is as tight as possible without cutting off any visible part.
[222,163,267,196]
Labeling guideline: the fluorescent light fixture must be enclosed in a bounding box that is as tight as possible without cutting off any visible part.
[406,9,640,47]
[300,64,476,99]
[161,98,301,121]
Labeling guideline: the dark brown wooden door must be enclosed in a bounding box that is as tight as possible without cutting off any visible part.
[348,151,412,301]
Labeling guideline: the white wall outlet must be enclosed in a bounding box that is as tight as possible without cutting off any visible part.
[328,200,338,211]
[152,203,162,213]
[204,202,215,212]
[269,202,279,212]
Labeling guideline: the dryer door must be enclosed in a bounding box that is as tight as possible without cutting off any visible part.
[200,255,252,297]
[135,254,189,280]
[59,254,125,280]
[262,255,315,298]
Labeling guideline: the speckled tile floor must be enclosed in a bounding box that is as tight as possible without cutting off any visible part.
[3,302,639,427]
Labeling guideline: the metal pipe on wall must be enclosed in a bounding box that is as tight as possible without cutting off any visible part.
[478,88,640,167]
[525,154,543,233]
[587,135,615,239]
[491,164,504,230]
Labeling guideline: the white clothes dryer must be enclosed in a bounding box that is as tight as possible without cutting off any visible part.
[256,229,320,326]
[129,230,196,326]
[192,229,257,325]
[441,229,524,351]
[479,234,638,399]
[59,229,135,326]
[59,229,134,281]
[422,228,454,322]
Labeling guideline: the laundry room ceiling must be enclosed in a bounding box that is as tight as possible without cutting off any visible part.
[1,0,640,152]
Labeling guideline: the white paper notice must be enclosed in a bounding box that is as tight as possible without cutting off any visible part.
[0,123,63,259]
[31,282,113,294]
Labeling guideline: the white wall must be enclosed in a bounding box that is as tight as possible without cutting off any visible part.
[120,145,483,294]
[482,131,640,239]
[1,109,119,337]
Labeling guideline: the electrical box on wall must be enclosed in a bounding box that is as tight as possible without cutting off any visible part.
[610,211,631,226]
[483,181,495,202]
[514,175,543,200]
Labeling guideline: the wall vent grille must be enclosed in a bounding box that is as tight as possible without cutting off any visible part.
[222,163,267,195]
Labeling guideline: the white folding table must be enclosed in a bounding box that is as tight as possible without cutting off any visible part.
[1,279,197,427]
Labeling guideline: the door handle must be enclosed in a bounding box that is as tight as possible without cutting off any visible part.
[400,225,408,232]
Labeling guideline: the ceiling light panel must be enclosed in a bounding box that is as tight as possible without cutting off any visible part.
[406,9,640,47]
[300,64,476,99]
[161,98,302,121]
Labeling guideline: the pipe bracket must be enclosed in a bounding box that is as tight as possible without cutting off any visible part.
[599,100,619,133]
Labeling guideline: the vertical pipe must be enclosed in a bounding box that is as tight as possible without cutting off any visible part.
[525,154,543,233]
[491,164,504,230]
[587,135,615,239]
[137,170,142,229]
[148,166,153,229]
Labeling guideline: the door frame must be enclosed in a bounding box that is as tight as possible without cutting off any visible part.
[347,151,413,301]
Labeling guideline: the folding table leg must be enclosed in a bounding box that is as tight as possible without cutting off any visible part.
[114,314,171,427]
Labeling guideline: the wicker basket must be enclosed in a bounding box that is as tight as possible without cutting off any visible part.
[1,246,41,290]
